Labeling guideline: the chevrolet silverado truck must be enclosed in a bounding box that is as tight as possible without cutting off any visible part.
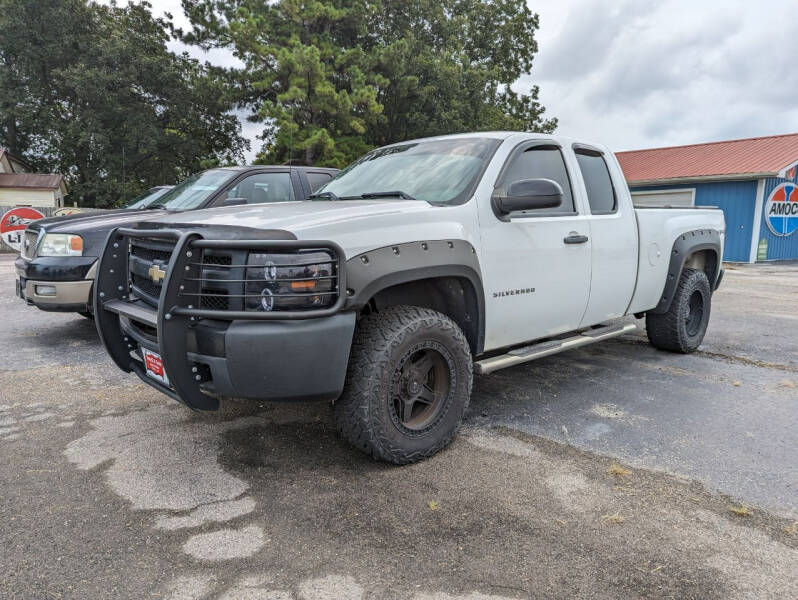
[93,132,725,464]
[15,165,337,316]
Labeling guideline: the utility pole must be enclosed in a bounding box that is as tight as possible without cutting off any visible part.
[122,146,126,199]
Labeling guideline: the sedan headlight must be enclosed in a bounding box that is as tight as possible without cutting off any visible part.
[245,251,336,311]
[38,233,84,257]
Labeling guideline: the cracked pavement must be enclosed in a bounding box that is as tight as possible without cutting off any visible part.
[1,255,797,599]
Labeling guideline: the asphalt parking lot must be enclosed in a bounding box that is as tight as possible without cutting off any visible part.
[1,254,797,599]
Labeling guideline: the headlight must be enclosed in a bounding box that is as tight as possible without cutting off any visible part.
[245,251,336,311]
[38,233,83,257]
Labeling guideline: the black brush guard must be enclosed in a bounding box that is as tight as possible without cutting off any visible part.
[94,228,349,411]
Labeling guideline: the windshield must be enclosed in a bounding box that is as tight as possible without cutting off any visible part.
[124,187,171,210]
[150,169,234,210]
[317,138,501,205]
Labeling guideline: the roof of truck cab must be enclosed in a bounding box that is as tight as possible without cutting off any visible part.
[216,165,339,172]
[403,131,548,141]
[380,131,604,149]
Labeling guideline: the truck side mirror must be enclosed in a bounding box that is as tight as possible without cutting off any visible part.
[492,178,563,214]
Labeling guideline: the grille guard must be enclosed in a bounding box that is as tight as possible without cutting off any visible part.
[94,227,347,411]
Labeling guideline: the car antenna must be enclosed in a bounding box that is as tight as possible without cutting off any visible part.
[290,106,294,162]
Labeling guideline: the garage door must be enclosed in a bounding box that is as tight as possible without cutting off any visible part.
[631,190,695,207]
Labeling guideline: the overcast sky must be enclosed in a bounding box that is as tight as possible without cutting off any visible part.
[528,0,798,151]
[141,0,798,160]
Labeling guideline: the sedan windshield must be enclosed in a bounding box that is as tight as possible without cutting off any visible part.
[150,169,234,210]
[317,138,501,205]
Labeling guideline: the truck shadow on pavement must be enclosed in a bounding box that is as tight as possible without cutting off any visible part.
[56,387,798,599]
[215,412,798,599]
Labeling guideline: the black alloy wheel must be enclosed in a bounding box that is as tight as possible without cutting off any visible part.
[390,343,452,433]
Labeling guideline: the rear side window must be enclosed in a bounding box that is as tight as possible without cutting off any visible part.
[498,146,575,214]
[575,150,616,214]
[307,172,333,192]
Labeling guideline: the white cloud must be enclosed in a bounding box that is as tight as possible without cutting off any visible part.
[525,0,798,151]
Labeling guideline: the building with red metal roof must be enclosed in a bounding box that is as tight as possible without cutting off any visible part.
[615,134,798,263]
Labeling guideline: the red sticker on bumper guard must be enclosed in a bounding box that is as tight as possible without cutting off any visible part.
[142,348,169,385]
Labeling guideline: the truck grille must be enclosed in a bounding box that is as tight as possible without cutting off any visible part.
[129,238,176,307]
[131,244,173,263]
[131,272,163,300]
[21,230,39,259]
[200,289,230,310]
[122,232,344,319]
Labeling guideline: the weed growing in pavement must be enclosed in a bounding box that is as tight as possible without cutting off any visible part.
[601,513,625,524]
[608,463,632,477]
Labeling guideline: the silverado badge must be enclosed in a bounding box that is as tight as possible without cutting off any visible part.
[148,264,166,284]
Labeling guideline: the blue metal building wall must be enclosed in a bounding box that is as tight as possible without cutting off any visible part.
[631,181,758,262]
[758,171,798,261]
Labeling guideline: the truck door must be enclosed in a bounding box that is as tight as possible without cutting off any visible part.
[212,170,298,205]
[478,141,592,349]
[572,146,638,326]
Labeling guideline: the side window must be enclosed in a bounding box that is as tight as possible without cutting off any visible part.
[498,146,575,214]
[575,150,617,214]
[307,172,333,192]
[225,172,295,204]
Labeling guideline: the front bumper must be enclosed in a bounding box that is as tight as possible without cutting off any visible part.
[15,256,97,312]
[94,227,353,411]
[118,309,355,407]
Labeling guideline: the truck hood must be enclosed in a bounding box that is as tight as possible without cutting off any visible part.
[29,208,188,258]
[30,208,174,235]
[139,200,476,257]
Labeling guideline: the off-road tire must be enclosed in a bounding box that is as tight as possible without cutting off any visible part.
[646,268,711,353]
[333,305,473,464]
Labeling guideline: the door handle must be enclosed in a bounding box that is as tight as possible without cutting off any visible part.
[564,234,589,244]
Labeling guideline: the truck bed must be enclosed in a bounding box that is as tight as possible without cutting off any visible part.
[628,207,726,314]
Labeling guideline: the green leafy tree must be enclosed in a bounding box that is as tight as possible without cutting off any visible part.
[180,0,556,167]
[0,0,247,207]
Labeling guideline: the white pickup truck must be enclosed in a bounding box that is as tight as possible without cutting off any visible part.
[93,132,725,463]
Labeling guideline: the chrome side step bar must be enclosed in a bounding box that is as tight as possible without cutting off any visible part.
[474,322,637,375]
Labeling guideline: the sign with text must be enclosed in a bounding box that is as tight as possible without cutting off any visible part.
[0,207,45,251]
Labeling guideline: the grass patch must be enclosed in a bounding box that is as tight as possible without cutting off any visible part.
[729,505,751,517]
[601,513,625,524]
[608,463,632,477]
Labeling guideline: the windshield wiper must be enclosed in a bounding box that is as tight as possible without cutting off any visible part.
[359,190,416,200]
[144,205,169,210]
[307,191,340,201]
[309,190,417,201]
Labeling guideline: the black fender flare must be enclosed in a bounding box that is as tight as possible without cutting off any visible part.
[344,240,485,353]
[651,229,722,315]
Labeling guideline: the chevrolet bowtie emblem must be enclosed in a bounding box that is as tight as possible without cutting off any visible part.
[148,264,166,284]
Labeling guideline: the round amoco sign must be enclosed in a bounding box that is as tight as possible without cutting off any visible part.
[53,207,84,217]
[765,182,798,237]
[0,207,45,252]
